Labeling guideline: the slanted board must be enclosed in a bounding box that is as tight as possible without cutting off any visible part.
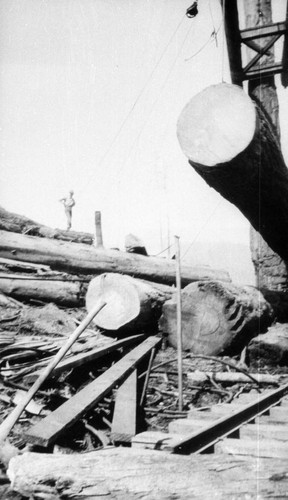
[111,370,138,443]
[25,336,161,447]
[24,335,145,383]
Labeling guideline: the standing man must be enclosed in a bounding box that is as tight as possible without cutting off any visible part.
[59,190,75,231]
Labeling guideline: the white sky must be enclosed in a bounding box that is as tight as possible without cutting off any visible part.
[0,0,288,260]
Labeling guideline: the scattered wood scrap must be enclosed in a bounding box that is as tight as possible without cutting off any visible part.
[187,370,283,386]
[24,336,161,447]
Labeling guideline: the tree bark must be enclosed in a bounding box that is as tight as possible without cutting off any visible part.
[0,230,230,286]
[0,274,86,307]
[177,82,288,263]
[159,280,274,355]
[0,205,93,245]
[85,273,173,332]
[7,449,288,500]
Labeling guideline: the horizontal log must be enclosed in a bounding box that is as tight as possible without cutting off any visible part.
[0,205,93,245]
[177,83,288,262]
[0,231,231,287]
[8,449,288,499]
[0,274,86,306]
[248,322,288,364]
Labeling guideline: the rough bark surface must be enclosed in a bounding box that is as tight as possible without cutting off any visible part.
[160,280,274,355]
[0,205,93,244]
[177,83,288,263]
[248,322,288,365]
[0,231,230,286]
[7,449,288,500]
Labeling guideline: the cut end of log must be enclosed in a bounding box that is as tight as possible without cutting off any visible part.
[86,274,140,330]
[177,83,256,166]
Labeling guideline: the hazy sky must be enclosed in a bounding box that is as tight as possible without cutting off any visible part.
[1,0,287,261]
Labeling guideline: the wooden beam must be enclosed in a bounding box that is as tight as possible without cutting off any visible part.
[240,22,287,41]
[24,336,161,447]
[243,35,282,73]
[245,62,283,79]
[24,335,145,383]
[111,369,138,443]
[222,0,243,86]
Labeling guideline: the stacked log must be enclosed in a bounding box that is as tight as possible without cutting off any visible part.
[160,280,274,355]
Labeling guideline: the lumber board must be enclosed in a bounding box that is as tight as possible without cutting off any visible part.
[215,438,288,458]
[24,336,161,446]
[24,334,145,383]
[111,370,138,443]
[7,448,288,500]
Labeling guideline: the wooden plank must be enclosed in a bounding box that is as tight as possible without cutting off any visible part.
[240,423,288,441]
[24,336,161,447]
[240,22,287,41]
[215,438,288,458]
[24,335,145,383]
[111,370,137,443]
[132,431,183,450]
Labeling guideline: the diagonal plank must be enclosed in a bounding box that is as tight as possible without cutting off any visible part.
[111,369,138,444]
[24,334,145,383]
[25,336,161,447]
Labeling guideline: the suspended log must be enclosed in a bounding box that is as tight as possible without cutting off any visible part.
[7,449,288,500]
[0,231,230,286]
[177,83,288,262]
[159,281,274,355]
[0,205,93,245]
[0,273,86,307]
[86,273,173,332]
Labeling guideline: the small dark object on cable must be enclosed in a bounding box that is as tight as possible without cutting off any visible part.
[186,2,198,18]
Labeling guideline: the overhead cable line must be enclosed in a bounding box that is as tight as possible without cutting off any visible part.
[78,12,186,196]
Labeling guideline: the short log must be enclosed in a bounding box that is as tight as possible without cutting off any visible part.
[248,322,288,365]
[159,280,274,355]
[86,273,173,332]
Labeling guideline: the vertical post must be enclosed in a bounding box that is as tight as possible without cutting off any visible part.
[94,211,103,247]
[174,235,183,412]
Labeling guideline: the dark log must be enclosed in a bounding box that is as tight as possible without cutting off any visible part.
[86,273,173,332]
[0,273,86,307]
[159,280,274,355]
[0,205,93,244]
[7,449,288,500]
[0,231,230,286]
[177,83,288,262]
[248,322,288,365]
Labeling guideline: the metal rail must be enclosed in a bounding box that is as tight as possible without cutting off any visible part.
[164,383,288,455]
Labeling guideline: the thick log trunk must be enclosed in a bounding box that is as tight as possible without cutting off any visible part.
[0,206,93,244]
[0,231,230,286]
[86,273,173,332]
[159,280,274,355]
[7,449,288,500]
[0,274,86,307]
[177,83,288,262]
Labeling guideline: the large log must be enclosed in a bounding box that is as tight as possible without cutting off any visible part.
[7,449,288,500]
[86,273,173,332]
[0,273,86,307]
[177,83,288,262]
[159,280,274,355]
[0,231,230,287]
[0,205,93,245]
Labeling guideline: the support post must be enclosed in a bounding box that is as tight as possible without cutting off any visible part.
[94,211,103,247]
[174,235,183,412]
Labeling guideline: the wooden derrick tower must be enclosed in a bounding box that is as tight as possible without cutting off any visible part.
[223,0,288,290]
